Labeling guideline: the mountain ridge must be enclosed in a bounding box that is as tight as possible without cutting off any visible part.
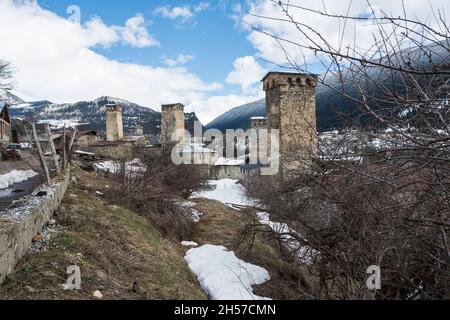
[2,94,202,136]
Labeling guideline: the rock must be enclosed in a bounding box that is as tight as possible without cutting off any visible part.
[24,285,36,293]
[93,290,103,299]
[48,219,56,226]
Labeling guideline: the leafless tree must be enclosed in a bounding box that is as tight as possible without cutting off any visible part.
[241,0,449,299]
[0,60,13,90]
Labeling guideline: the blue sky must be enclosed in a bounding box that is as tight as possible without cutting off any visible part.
[38,0,256,87]
[0,0,447,124]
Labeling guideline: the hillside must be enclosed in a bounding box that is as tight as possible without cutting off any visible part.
[206,42,449,132]
[206,99,266,132]
[0,168,207,300]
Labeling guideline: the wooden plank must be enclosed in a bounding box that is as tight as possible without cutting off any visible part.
[32,123,51,185]
[24,125,33,149]
[46,124,61,175]
[63,125,67,170]
[68,129,77,164]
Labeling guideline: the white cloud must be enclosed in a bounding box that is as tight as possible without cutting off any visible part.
[194,2,210,13]
[114,14,159,48]
[154,2,209,24]
[241,0,450,66]
[163,54,195,67]
[154,5,194,22]
[0,0,220,111]
[226,56,266,93]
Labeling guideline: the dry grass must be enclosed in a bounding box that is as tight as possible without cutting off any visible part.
[0,169,206,300]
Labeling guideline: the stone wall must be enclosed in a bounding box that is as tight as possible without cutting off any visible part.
[0,171,71,284]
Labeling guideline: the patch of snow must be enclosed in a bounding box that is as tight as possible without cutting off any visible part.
[179,143,216,154]
[256,212,316,264]
[37,119,87,129]
[250,116,266,120]
[94,159,146,175]
[181,241,198,247]
[191,179,255,209]
[185,244,271,300]
[180,201,203,222]
[93,161,120,173]
[0,170,39,190]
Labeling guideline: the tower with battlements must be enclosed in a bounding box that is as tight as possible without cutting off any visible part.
[263,72,318,179]
[161,103,185,153]
[106,104,124,142]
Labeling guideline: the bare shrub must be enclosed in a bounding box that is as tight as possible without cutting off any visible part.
[105,154,207,241]
[240,1,449,299]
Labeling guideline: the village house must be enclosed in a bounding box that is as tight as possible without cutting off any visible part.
[0,104,11,146]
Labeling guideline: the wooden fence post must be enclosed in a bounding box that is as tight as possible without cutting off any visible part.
[63,125,67,170]
[46,124,61,175]
[32,123,51,185]
[68,129,77,164]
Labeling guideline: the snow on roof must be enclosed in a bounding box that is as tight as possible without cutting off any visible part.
[180,143,216,153]
[214,157,245,166]
[250,116,266,120]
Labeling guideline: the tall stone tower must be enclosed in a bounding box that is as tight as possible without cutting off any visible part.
[263,72,318,179]
[161,103,185,152]
[106,104,124,142]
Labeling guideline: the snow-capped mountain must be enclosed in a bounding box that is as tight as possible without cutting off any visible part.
[207,42,449,132]
[5,95,203,136]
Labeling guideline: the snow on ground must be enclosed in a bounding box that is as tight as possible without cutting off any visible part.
[94,161,120,173]
[191,179,255,208]
[185,244,271,300]
[181,241,198,247]
[257,212,316,264]
[94,159,146,175]
[0,170,39,190]
[180,201,203,222]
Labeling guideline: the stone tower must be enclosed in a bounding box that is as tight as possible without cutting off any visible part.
[263,72,318,179]
[106,104,124,142]
[249,116,267,163]
[161,103,185,152]
[250,116,267,130]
